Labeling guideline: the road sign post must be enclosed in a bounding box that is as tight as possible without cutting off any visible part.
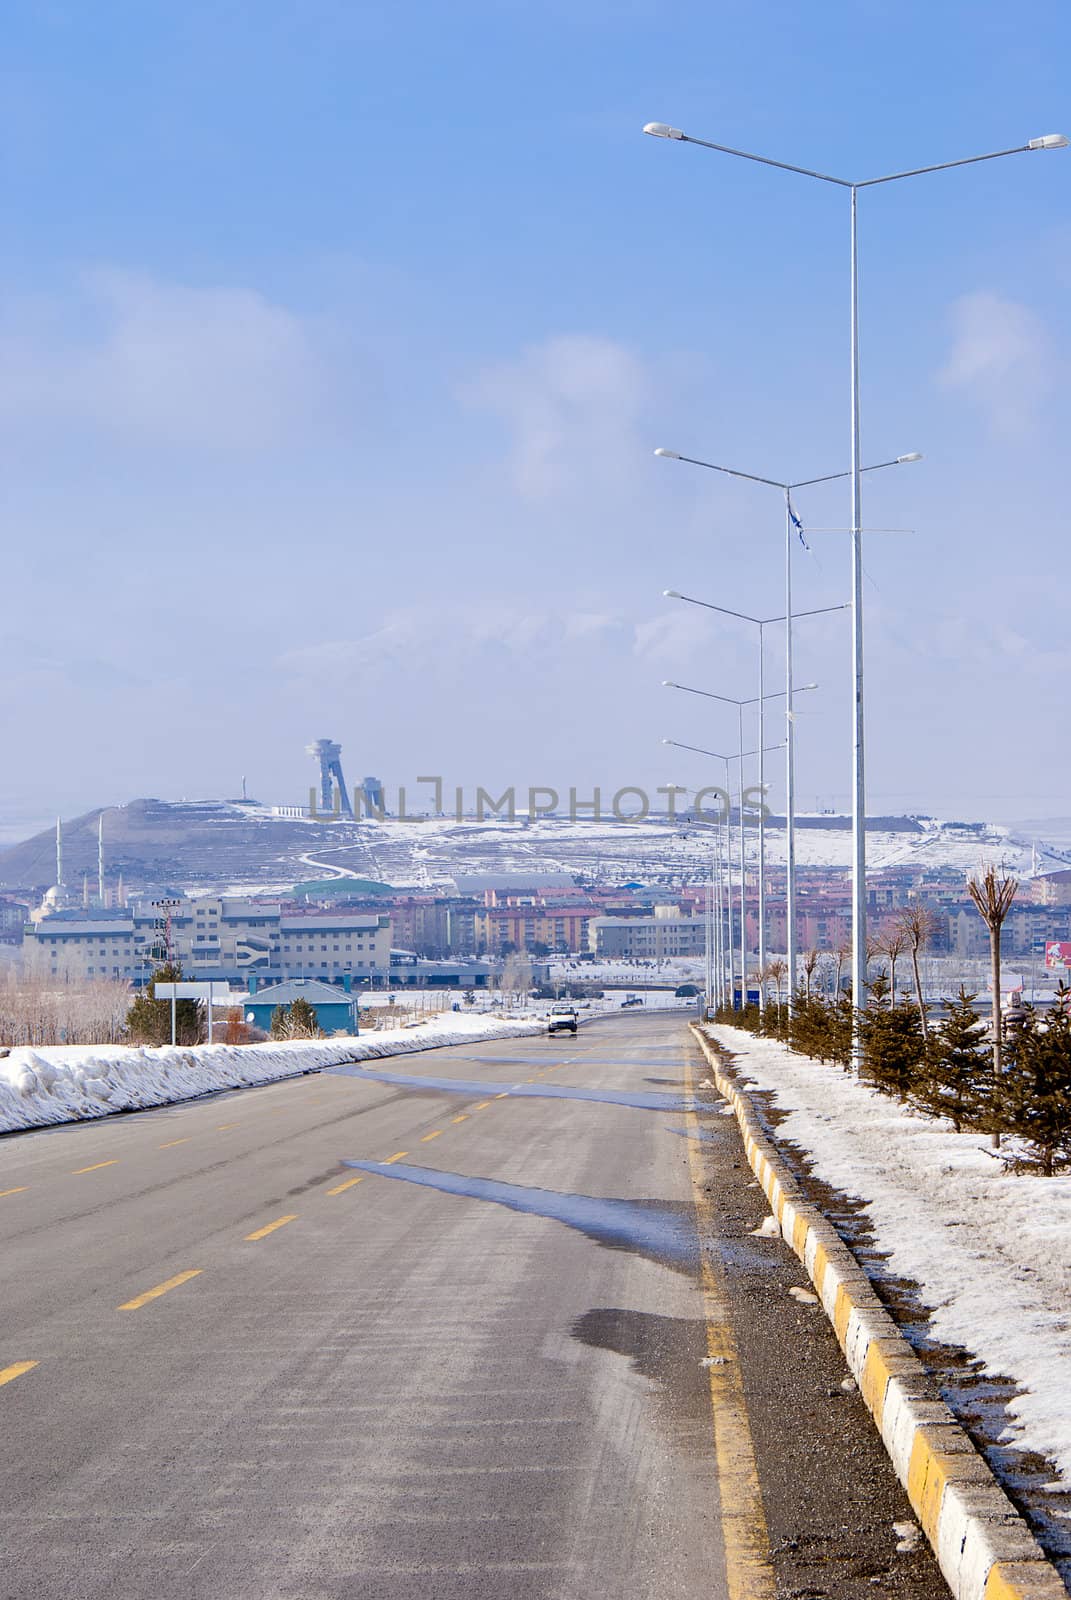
[153,981,230,1046]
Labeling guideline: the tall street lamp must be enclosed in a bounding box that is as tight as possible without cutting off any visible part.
[664,735,784,1012]
[664,679,815,1007]
[663,589,847,1010]
[657,449,916,1010]
[644,121,1066,1052]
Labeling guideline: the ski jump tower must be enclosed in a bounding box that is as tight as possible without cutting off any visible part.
[307,738,354,817]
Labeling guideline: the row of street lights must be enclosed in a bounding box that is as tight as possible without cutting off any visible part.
[644,120,1067,1046]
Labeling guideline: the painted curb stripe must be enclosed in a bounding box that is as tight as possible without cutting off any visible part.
[690,1025,1063,1600]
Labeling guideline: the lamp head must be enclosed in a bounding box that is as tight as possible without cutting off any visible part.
[661,680,676,688]
[896,452,923,464]
[663,589,682,599]
[654,447,680,459]
[1028,134,1069,150]
[643,122,685,140]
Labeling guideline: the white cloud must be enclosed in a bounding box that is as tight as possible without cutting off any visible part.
[937,290,1051,436]
[0,269,331,448]
[464,333,648,497]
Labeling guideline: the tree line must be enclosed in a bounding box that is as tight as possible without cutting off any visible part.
[717,868,1071,1175]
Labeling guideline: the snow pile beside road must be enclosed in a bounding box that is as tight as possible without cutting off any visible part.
[705,1024,1071,1485]
[0,1012,545,1135]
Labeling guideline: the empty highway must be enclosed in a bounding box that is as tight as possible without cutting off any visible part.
[0,1014,944,1598]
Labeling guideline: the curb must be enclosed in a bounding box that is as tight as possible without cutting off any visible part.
[690,1023,1068,1600]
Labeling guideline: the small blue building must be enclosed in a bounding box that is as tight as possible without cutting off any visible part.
[244,978,359,1036]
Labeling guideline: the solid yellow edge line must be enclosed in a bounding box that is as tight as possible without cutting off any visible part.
[72,1160,119,1175]
[683,1047,776,1600]
[245,1214,298,1241]
[0,1360,38,1387]
[119,1269,203,1310]
[326,1175,364,1196]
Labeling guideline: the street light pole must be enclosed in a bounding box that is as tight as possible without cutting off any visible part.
[663,589,847,1011]
[664,735,784,1013]
[663,681,814,1007]
[659,452,916,1010]
[644,121,1066,1059]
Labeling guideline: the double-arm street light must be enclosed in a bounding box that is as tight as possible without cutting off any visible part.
[663,735,784,1012]
[644,121,1066,1052]
[663,589,847,1011]
[658,452,916,1011]
[664,679,815,1008]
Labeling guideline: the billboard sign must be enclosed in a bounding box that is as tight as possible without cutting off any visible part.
[1045,942,1071,970]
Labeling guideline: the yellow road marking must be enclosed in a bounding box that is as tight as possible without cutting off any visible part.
[683,1048,775,1600]
[215,1123,239,1131]
[159,1138,190,1149]
[326,1175,364,1196]
[119,1269,203,1311]
[0,1187,28,1198]
[494,1092,510,1099]
[245,1215,297,1241]
[0,1360,38,1388]
[473,1100,492,1111]
[383,1151,408,1164]
[420,1130,443,1142]
[72,1160,118,1175]
[451,1114,469,1123]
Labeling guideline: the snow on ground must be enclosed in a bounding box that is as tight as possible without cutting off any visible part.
[705,1023,1071,1486]
[0,1012,548,1136]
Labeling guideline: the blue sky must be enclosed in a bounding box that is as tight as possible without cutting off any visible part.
[2,0,1069,838]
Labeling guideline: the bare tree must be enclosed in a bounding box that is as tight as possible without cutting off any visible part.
[878,926,907,1006]
[766,958,788,1024]
[966,866,1018,1147]
[895,903,940,1042]
[801,947,821,1003]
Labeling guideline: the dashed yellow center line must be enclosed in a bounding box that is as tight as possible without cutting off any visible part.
[215,1123,239,1132]
[119,1269,203,1311]
[473,1101,492,1111]
[0,1187,28,1198]
[420,1130,443,1142]
[494,1092,510,1099]
[0,1360,38,1388]
[451,1114,469,1124]
[326,1175,364,1196]
[159,1137,190,1149]
[245,1215,297,1241]
[72,1160,118,1175]
[383,1151,408,1164]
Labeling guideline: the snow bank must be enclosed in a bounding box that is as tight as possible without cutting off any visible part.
[0,1012,546,1136]
[705,1024,1071,1486]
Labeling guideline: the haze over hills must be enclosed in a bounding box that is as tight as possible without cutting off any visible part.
[0,797,1065,901]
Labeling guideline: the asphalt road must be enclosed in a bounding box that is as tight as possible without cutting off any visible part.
[0,1014,946,1599]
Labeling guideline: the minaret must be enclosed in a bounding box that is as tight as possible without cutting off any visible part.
[56,817,64,898]
[98,813,105,905]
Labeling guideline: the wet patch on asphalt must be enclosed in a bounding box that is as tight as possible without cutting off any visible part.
[327,1065,697,1112]
[343,1159,699,1271]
